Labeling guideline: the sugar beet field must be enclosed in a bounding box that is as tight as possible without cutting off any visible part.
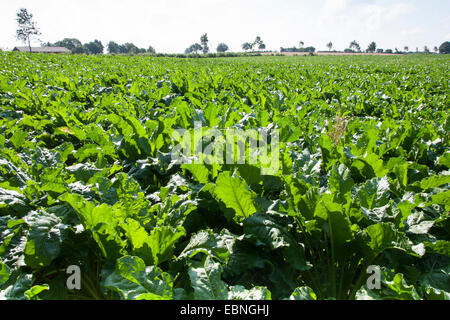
[0,52,449,300]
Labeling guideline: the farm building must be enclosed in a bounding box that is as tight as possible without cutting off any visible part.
[12,46,71,54]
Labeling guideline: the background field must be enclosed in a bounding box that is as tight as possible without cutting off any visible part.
[0,52,449,300]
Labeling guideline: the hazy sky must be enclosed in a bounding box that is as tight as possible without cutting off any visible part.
[1,0,449,53]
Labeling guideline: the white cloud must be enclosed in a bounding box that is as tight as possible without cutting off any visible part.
[323,0,349,13]
[361,3,414,31]
[316,1,418,49]
[400,27,425,37]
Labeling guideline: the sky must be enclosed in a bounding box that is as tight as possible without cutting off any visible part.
[0,0,449,53]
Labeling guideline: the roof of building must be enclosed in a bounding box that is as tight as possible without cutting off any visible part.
[13,46,71,53]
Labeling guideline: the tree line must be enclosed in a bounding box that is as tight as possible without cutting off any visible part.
[330,40,448,54]
[184,35,267,54]
[42,38,156,55]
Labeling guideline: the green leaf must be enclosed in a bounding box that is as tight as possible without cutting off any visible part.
[438,152,450,168]
[59,193,125,259]
[66,163,102,183]
[9,130,27,149]
[287,286,317,300]
[356,272,420,300]
[327,210,353,261]
[178,229,237,262]
[74,144,103,162]
[318,134,340,171]
[123,219,185,266]
[0,188,30,216]
[24,284,49,300]
[329,164,354,196]
[40,168,71,194]
[417,257,450,296]
[285,175,319,220]
[364,153,388,178]
[243,213,309,271]
[237,164,263,186]
[188,255,228,300]
[424,240,450,256]
[423,287,450,300]
[0,273,34,300]
[281,150,293,176]
[329,164,354,205]
[59,193,113,229]
[431,190,450,209]
[404,211,435,235]
[420,174,450,191]
[228,285,272,300]
[356,176,393,222]
[145,226,186,266]
[176,101,193,128]
[204,103,219,127]
[24,211,68,267]
[215,171,257,219]
[243,213,290,249]
[0,263,11,286]
[387,157,408,188]
[182,164,210,184]
[121,218,150,250]
[364,223,412,257]
[358,176,390,209]
[104,256,173,300]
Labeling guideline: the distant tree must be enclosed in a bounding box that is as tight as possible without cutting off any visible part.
[84,40,104,54]
[253,36,265,51]
[281,46,314,53]
[123,43,139,54]
[147,45,156,54]
[385,49,393,54]
[344,48,355,53]
[54,38,83,53]
[433,46,438,53]
[72,46,87,54]
[185,43,202,54]
[367,41,376,53]
[16,8,41,52]
[108,42,146,54]
[118,44,127,54]
[200,33,209,54]
[216,43,229,53]
[377,48,384,53]
[194,43,202,53]
[299,41,304,49]
[107,41,120,54]
[404,46,409,52]
[439,41,450,54]
[349,40,361,52]
[242,42,253,52]
[326,42,333,51]
[424,46,430,53]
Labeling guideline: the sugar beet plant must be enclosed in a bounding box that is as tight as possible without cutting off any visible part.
[0,52,449,300]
